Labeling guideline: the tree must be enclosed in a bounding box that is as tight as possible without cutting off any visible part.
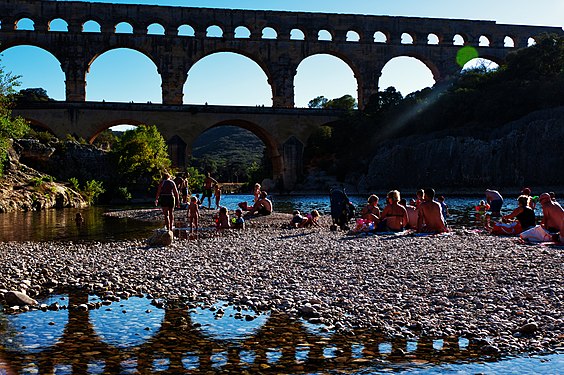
[111,124,171,186]
[365,87,403,113]
[308,96,329,108]
[16,87,52,103]
[324,94,357,110]
[0,62,29,177]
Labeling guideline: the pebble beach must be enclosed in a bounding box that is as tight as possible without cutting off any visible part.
[0,208,563,357]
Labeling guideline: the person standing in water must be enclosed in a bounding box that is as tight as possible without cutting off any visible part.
[202,172,218,209]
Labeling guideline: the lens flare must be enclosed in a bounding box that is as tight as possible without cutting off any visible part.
[456,46,479,67]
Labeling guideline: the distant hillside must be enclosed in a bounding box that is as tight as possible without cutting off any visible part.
[191,126,266,182]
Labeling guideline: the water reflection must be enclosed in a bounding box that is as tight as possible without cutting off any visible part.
[189,302,269,342]
[2,290,560,374]
[0,207,156,242]
[1,295,68,354]
[88,295,165,349]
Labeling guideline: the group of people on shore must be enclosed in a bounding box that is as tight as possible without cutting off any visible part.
[483,188,564,243]
[355,188,448,234]
[155,172,273,237]
[156,171,564,243]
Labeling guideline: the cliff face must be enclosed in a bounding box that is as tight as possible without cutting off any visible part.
[15,139,114,182]
[363,107,564,191]
[0,146,87,213]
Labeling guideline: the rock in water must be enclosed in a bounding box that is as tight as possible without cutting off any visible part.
[146,230,174,247]
[4,291,38,307]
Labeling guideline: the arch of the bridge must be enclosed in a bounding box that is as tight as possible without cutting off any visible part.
[182,119,285,181]
[1,0,561,109]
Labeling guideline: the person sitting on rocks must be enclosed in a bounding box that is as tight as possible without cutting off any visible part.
[399,198,418,230]
[216,206,230,230]
[519,192,564,242]
[360,195,381,223]
[290,210,308,228]
[240,191,272,216]
[487,195,535,235]
[379,190,409,232]
[417,188,448,234]
[232,208,245,229]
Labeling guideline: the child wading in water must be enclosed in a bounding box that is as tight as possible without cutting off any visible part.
[187,196,199,238]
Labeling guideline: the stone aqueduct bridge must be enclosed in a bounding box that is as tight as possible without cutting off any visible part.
[14,101,342,188]
[1,0,562,187]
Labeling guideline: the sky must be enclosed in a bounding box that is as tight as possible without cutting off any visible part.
[1,0,563,110]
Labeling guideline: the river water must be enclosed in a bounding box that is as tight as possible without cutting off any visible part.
[0,194,537,242]
[1,194,561,374]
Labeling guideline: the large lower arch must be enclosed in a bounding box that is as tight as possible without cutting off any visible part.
[183,51,272,106]
[186,119,283,184]
[294,53,358,108]
[0,45,65,100]
[86,48,162,103]
[379,56,437,96]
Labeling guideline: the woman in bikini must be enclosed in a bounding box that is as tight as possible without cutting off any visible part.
[360,195,381,223]
[380,190,409,232]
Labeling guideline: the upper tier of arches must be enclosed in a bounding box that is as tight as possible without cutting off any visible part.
[1,0,560,48]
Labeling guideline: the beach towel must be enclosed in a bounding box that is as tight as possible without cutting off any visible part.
[519,225,554,243]
[490,221,522,236]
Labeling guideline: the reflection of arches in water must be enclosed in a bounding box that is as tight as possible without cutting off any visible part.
[1,295,68,353]
[189,302,270,342]
[88,295,165,348]
[0,291,497,373]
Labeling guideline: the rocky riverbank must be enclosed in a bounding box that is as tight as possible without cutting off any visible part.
[0,210,562,357]
[0,147,87,212]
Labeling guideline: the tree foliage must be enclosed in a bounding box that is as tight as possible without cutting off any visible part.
[16,87,53,103]
[0,62,30,177]
[111,124,171,186]
[308,95,357,110]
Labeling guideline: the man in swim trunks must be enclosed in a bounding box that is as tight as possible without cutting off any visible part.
[417,188,447,234]
[155,172,180,231]
[485,189,504,217]
[202,172,218,209]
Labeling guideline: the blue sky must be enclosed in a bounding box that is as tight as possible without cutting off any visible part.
[1,0,563,108]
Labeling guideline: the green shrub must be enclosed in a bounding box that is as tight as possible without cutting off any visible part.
[117,186,132,201]
[83,179,105,205]
[68,177,80,191]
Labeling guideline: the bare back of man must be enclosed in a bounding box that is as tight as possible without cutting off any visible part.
[540,193,564,232]
[418,201,447,233]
